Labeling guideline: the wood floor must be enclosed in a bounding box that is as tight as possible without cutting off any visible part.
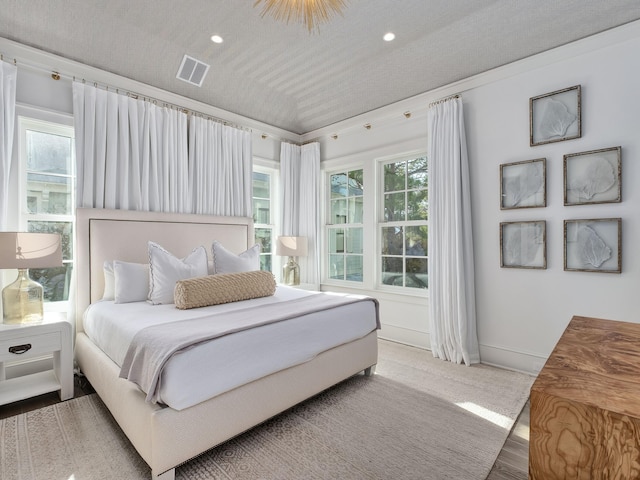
[488,399,530,479]
[0,374,95,420]
[1,375,530,479]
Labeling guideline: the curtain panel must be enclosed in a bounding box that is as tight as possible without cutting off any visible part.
[72,82,189,212]
[73,82,252,218]
[280,142,320,286]
[188,116,252,217]
[427,97,480,366]
[0,61,17,229]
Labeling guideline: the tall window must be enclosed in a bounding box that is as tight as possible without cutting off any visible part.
[327,169,363,282]
[252,169,274,271]
[380,155,428,290]
[19,116,75,305]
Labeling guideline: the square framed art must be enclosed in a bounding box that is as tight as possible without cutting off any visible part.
[530,85,581,146]
[500,220,546,269]
[564,218,621,273]
[500,158,546,209]
[564,146,621,206]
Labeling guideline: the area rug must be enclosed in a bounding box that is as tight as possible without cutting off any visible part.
[0,340,534,480]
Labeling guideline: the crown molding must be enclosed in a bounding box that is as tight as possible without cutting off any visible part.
[0,36,301,144]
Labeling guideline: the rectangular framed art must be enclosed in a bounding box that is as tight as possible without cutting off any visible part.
[500,158,546,209]
[500,220,546,269]
[564,146,621,206]
[530,85,581,146]
[564,218,621,273]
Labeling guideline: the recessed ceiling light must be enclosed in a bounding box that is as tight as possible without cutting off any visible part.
[383,32,395,42]
[211,35,224,44]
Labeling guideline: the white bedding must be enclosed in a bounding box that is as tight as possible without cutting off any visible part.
[83,285,378,410]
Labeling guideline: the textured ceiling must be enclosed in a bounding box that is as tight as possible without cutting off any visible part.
[1,0,640,134]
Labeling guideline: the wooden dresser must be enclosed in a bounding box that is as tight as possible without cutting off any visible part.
[529,316,640,479]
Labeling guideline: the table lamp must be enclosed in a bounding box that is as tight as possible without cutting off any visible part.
[0,232,63,324]
[276,236,308,286]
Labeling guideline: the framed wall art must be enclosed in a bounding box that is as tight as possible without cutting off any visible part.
[530,85,581,146]
[500,220,546,269]
[564,218,621,273]
[500,158,546,209]
[564,146,621,206]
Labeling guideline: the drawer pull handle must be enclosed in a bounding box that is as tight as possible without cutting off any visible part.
[9,344,32,355]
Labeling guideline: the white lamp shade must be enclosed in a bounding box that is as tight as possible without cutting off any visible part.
[0,232,63,269]
[276,236,308,257]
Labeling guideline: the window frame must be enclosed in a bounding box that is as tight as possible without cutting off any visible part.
[18,111,75,313]
[324,167,365,286]
[377,152,428,295]
[252,163,278,273]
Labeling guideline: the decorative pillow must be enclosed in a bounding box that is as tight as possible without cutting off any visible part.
[210,240,261,274]
[113,261,150,304]
[148,242,208,305]
[102,260,115,301]
[175,270,276,310]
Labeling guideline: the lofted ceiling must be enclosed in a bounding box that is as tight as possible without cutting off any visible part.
[1,1,640,135]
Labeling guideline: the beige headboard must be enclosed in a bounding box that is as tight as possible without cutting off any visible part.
[75,208,254,331]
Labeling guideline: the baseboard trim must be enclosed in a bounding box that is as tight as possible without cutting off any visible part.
[479,344,546,375]
[378,324,430,350]
[379,324,545,375]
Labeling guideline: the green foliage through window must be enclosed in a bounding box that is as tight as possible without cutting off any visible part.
[380,156,428,290]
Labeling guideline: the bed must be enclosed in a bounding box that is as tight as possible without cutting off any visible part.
[74,207,379,480]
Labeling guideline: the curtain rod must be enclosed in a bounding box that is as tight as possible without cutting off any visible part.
[2,55,257,134]
[428,94,461,108]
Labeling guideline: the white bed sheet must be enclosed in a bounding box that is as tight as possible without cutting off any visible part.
[83,286,377,410]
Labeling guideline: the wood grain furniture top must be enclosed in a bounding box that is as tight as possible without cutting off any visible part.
[531,315,640,417]
[530,315,640,480]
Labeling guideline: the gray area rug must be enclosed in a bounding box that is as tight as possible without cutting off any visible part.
[0,341,533,479]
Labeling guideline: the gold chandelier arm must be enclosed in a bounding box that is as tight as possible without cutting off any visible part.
[254,0,347,32]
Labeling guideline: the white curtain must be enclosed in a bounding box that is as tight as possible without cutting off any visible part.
[280,141,320,286]
[188,116,252,217]
[0,61,17,229]
[427,97,480,366]
[72,82,189,212]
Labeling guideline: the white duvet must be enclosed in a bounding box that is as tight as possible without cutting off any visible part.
[83,286,378,410]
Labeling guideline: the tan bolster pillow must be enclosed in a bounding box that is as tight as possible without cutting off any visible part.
[174,270,276,309]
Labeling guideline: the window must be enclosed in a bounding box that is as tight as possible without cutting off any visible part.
[19,116,75,305]
[380,155,428,290]
[327,169,363,282]
[252,169,274,271]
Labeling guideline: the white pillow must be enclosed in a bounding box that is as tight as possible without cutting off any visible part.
[210,241,261,274]
[113,261,149,304]
[102,260,115,301]
[148,242,208,305]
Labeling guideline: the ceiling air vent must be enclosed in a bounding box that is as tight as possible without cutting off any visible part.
[176,54,210,87]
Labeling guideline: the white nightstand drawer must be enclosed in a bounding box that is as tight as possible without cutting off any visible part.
[0,316,73,405]
[0,331,62,362]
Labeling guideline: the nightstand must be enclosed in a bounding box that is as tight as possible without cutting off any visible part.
[0,313,74,405]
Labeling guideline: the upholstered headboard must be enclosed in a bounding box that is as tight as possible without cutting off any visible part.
[75,208,254,332]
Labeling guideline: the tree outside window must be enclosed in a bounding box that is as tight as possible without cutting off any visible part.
[380,156,428,290]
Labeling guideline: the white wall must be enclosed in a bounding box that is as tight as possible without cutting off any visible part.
[467,34,640,372]
[313,23,640,373]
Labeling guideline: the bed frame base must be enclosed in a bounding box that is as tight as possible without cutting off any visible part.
[76,330,378,478]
